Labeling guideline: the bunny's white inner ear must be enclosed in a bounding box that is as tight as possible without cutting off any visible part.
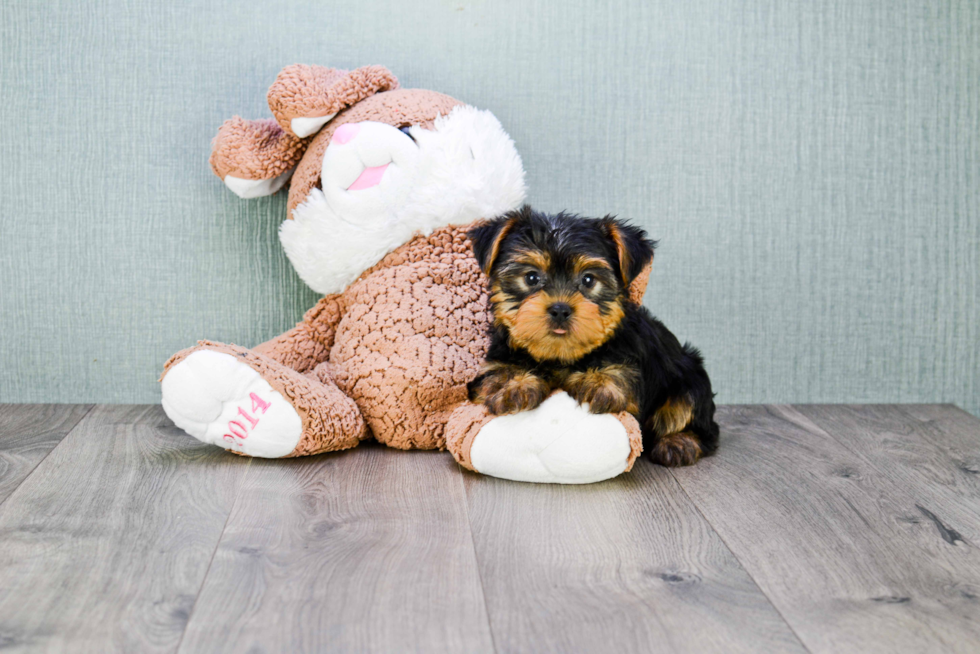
[224,168,294,199]
[291,112,338,138]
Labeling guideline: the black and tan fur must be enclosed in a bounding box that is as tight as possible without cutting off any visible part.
[467,206,719,467]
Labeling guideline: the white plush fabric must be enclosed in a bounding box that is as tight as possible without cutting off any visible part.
[469,392,632,484]
[224,169,294,199]
[161,350,302,458]
[291,112,337,138]
[280,105,527,294]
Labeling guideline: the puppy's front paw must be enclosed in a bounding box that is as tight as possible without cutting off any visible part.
[649,431,703,467]
[567,383,632,414]
[564,366,638,414]
[471,367,549,416]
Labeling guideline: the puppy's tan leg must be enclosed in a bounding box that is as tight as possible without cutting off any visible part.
[470,363,550,415]
[563,364,639,414]
[647,397,702,466]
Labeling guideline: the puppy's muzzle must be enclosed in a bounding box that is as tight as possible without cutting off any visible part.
[547,302,573,329]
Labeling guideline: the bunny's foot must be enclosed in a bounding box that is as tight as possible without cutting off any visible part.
[446,392,642,484]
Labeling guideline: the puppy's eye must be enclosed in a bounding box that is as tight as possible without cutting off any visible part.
[581,273,596,289]
[524,271,541,286]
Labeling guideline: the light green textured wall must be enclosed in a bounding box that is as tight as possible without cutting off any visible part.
[1,0,977,415]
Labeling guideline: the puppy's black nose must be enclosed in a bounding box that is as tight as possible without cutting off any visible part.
[547,302,573,323]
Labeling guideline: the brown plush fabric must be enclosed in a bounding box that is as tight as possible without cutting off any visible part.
[286,89,463,215]
[267,64,399,136]
[208,65,399,184]
[162,341,368,457]
[163,225,486,456]
[252,321,326,372]
[209,117,307,181]
[628,262,652,305]
[253,294,346,372]
[619,411,644,472]
[444,403,498,471]
[325,224,489,450]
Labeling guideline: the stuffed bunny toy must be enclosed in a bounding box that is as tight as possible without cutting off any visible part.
[161,64,647,483]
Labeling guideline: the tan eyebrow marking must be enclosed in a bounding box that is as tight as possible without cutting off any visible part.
[513,249,551,270]
[572,255,612,275]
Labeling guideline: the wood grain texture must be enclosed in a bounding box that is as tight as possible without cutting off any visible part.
[463,461,806,653]
[3,403,979,652]
[672,405,980,653]
[896,404,980,489]
[0,404,92,505]
[0,405,250,653]
[796,404,980,544]
[178,442,494,654]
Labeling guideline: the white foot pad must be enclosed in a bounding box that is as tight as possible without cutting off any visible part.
[161,350,302,458]
[469,392,632,484]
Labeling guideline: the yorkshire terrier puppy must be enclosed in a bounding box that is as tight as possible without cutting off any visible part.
[467,206,719,467]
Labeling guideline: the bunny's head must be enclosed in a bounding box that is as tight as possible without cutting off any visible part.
[210,64,526,294]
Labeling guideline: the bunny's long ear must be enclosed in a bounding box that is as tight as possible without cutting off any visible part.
[209,117,305,199]
[211,64,399,199]
[267,64,399,138]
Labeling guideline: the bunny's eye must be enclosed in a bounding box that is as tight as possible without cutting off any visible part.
[398,125,416,142]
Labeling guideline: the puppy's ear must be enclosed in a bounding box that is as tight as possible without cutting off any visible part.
[603,218,657,286]
[468,212,519,275]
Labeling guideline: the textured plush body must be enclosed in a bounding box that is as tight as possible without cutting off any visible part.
[166,224,481,452]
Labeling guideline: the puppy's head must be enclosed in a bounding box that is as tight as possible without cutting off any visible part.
[469,206,656,363]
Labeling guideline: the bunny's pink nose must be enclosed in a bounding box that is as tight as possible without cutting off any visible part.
[332,123,360,145]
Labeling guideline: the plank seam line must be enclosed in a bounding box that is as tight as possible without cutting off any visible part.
[0,403,97,512]
[455,461,499,654]
[666,461,814,654]
[174,455,253,654]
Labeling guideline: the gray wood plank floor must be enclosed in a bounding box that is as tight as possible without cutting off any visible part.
[0,403,978,653]
[0,405,250,653]
[672,405,980,654]
[0,404,92,505]
[463,464,805,653]
[178,446,494,653]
